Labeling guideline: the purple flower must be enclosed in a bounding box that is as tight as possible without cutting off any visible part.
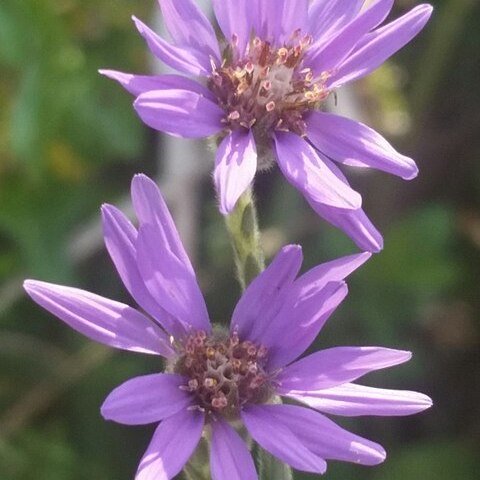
[100,0,433,252]
[24,174,431,479]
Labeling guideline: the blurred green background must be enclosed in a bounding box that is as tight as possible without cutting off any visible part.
[1,0,479,479]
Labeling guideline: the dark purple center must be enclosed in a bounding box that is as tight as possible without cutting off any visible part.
[176,330,273,418]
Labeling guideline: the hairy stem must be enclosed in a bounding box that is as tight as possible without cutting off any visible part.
[183,437,211,480]
[225,189,265,290]
[256,446,294,480]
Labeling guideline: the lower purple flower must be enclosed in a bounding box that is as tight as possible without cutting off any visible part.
[24,174,432,479]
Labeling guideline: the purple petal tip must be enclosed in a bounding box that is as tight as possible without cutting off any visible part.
[409,391,433,412]
[219,204,232,216]
[371,237,384,253]
[23,279,34,292]
[405,163,419,181]
[132,173,149,184]
[281,244,302,254]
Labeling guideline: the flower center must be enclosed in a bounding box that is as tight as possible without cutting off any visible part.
[209,31,331,139]
[175,330,272,418]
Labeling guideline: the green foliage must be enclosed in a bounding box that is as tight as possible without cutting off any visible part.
[372,440,478,480]
[366,205,461,293]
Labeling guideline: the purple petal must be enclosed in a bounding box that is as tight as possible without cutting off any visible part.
[135,409,204,480]
[210,419,257,480]
[131,174,194,275]
[133,16,213,77]
[230,245,303,341]
[286,382,433,416]
[299,154,383,253]
[308,0,364,44]
[158,0,220,62]
[309,200,384,252]
[212,0,252,55]
[307,111,418,180]
[274,132,362,210]
[98,70,215,100]
[242,405,327,474]
[101,205,185,337]
[251,0,308,45]
[136,224,211,334]
[266,282,349,370]
[277,347,412,391]
[214,130,257,215]
[307,0,394,74]
[23,280,174,357]
[294,251,371,293]
[134,88,224,139]
[101,374,192,425]
[271,0,309,45]
[267,404,386,465]
[251,1,275,43]
[330,4,434,88]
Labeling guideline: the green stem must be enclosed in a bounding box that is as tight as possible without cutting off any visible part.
[225,188,265,290]
[183,437,211,480]
[182,193,291,479]
[257,448,294,480]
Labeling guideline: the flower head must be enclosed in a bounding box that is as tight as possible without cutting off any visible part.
[24,174,432,479]
[100,0,433,252]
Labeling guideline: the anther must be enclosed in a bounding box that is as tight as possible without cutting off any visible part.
[204,377,217,388]
[228,111,241,121]
[245,62,254,75]
[301,34,313,48]
[261,80,272,92]
[234,67,247,79]
[247,345,257,356]
[209,56,217,73]
[258,346,268,358]
[206,346,216,358]
[188,405,206,413]
[232,358,242,370]
[266,101,276,112]
[211,395,228,410]
[277,47,289,64]
[188,379,199,391]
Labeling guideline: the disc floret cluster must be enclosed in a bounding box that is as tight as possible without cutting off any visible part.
[176,330,272,417]
[212,32,329,139]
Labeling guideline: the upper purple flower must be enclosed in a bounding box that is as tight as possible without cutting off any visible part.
[24,174,432,479]
[100,0,433,252]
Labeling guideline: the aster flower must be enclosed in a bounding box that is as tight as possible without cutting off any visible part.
[24,174,431,479]
[100,0,433,252]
